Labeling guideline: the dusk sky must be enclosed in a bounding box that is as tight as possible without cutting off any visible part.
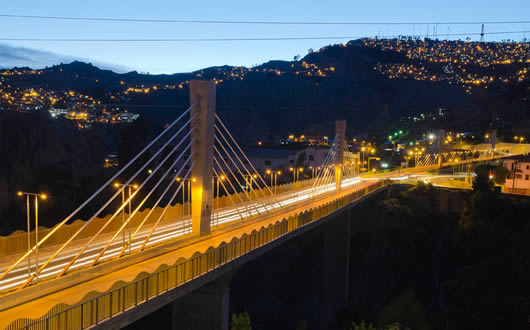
[1,0,528,73]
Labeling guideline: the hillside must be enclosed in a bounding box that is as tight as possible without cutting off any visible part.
[1,38,528,143]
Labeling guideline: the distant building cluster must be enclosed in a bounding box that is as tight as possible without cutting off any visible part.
[502,156,530,195]
[0,70,140,129]
[363,38,530,93]
[279,134,332,146]
[191,61,335,85]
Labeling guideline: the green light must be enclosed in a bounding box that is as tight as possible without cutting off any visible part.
[399,130,403,134]
[388,135,392,140]
[409,141,413,146]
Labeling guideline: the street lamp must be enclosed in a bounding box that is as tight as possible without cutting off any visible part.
[309,166,316,180]
[242,174,257,201]
[176,177,193,219]
[360,147,366,171]
[17,191,47,281]
[266,169,273,190]
[212,175,226,224]
[289,167,295,183]
[265,170,282,195]
[275,171,281,194]
[114,182,138,254]
[298,167,303,182]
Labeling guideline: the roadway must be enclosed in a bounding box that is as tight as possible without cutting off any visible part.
[0,178,378,328]
[0,177,363,294]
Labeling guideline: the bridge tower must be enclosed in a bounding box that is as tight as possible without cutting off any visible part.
[190,80,216,237]
[335,120,346,191]
[437,129,445,168]
[488,129,497,157]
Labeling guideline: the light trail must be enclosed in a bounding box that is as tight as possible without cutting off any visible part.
[0,176,368,293]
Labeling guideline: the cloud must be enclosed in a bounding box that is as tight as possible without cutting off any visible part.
[0,43,131,73]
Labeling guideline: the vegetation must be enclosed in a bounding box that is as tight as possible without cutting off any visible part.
[351,321,410,330]
[377,289,431,330]
[231,312,252,330]
[346,182,530,330]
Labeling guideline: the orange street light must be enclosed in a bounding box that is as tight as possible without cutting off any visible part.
[17,191,47,280]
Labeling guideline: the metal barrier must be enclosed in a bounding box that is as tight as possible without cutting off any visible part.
[7,180,389,330]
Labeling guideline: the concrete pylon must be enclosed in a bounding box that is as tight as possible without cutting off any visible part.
[489,129,497,157]
[190,80,216,236]
[335,120,346,191]
[437,129,445,168]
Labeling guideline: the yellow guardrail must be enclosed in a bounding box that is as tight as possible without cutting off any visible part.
[6,180,389,330]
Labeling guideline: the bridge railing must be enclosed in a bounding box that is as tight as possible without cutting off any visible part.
[7,179,390,330]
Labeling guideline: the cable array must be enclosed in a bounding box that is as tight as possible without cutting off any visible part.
[311,135,339,194]
[211,115,282,226]
[0,105,196,292]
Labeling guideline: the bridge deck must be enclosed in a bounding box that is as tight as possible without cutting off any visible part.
[0,180,379,329]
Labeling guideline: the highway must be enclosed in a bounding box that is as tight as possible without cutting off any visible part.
[0,176,365,293]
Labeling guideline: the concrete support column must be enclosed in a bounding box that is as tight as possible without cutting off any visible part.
[320,208,351,329]
[190,80,216,236]
[489,129,497,157]
[335,120,346,191]
[171,280,230,330]
[437,129,445,168]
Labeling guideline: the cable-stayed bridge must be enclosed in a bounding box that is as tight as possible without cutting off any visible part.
[0,81,385,330]
[0,81,528,330]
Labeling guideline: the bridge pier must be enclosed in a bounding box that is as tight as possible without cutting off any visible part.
[171,278,231,330]
[190,80,216,237]
[320,207,351,329]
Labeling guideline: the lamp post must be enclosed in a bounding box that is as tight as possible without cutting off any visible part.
[274,171,281,195]
[17,191,47,281]
[367,157,380,172]
[114,182,138,254]
[242,174,257,201]
[265,170,282,196]
[511,160,519,193]
[360,147,366,171]
[289,167,295,183]
[266,169,273,191]
[214,175,225,223]
[176,177,194,230]
[298,167,303,182]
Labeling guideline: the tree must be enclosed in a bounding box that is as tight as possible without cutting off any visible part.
[377,289,431,330]
[231,312,252,330]
[351,321,410,330]
[493,165,509,185]
[351,321,376,330]
[472,164,494,192]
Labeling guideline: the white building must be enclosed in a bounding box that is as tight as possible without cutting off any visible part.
[246,146,360,174]
[503,156,530,195]
[245,149,297,172]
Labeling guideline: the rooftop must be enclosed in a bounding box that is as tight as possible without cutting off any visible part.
[504,155,530,163]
